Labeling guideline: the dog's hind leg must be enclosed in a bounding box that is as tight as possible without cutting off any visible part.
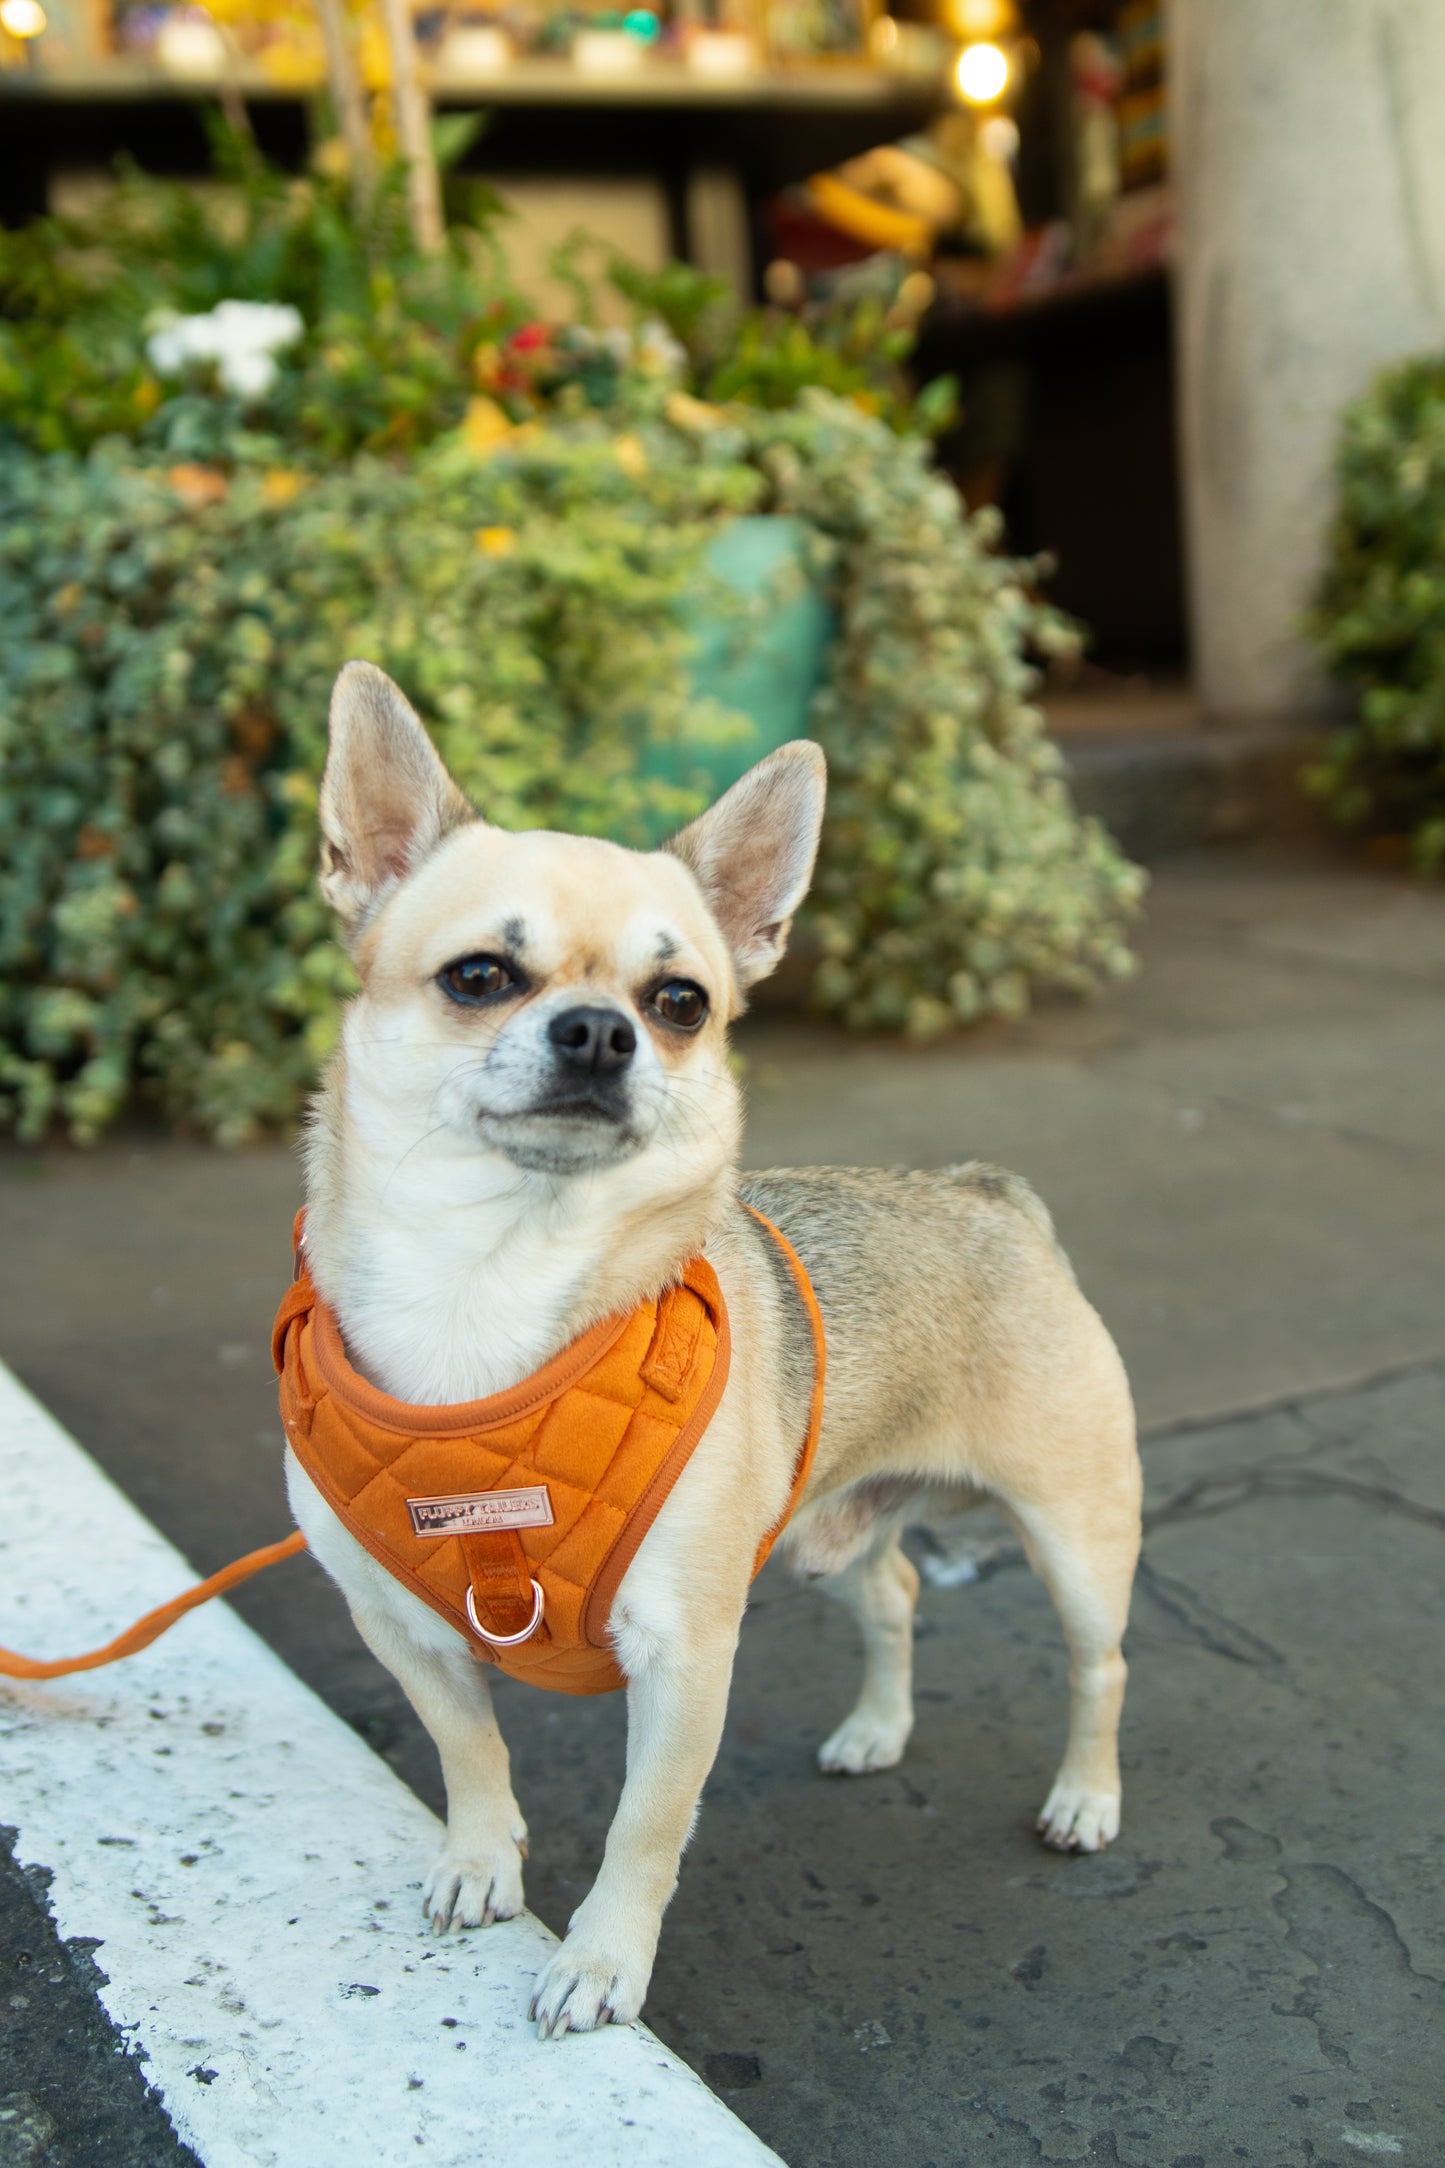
[1005,1483,1140,1854]
[349,1598,529,1933]
[816,1529,920,1776]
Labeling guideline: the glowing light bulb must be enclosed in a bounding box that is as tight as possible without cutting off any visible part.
[949,0,1016,32]
[1,0,47,34]
[955,39,1008,104]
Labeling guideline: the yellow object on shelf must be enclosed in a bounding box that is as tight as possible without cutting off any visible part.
[806,169,934,260]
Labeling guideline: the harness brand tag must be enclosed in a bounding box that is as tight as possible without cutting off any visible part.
[407,1487,555,1539]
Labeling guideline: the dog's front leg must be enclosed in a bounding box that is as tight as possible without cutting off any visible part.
[349,1599,529,1933]
[529,1630,738,2038]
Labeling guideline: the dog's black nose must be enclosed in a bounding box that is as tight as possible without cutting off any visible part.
[548,1005,637,1075]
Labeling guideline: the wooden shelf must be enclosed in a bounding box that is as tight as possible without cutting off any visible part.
[0,57,952,257]
[2,54,948,113]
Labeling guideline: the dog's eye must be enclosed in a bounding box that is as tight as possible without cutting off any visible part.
[648,979,708,1031]
[440,954,518,1006]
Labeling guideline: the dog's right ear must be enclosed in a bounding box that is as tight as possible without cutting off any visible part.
[319,662,475,931]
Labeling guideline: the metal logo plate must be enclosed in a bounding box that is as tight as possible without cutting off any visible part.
[406,1486,554,1539]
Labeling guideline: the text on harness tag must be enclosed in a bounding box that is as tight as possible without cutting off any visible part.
[407,1487,555,1538]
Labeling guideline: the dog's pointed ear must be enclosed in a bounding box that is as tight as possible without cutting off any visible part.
[665,740,826,991]
[319,662,475,930]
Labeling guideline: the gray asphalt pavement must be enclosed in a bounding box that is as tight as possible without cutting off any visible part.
[2,845,1442,2168]
[0,1834,200,2168]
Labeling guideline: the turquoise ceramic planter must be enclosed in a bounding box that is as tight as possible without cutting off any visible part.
[637,515,832,836]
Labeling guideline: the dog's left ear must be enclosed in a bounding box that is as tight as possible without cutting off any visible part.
[319,662,475,931]
[666,740,826,990]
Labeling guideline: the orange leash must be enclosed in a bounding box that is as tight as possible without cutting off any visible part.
[0,1530,308,1682]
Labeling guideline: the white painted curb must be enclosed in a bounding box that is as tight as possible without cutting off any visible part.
[0,1361,783,2168]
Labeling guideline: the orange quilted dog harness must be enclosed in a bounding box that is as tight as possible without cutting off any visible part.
[271,1207,825,1696]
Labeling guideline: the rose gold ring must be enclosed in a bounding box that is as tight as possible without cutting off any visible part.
[465,1578,545,1646]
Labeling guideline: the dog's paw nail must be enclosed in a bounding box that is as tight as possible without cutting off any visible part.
[529,1946,642,2037]
[422,1843,525,1935]
[1037,1784,1120,1853]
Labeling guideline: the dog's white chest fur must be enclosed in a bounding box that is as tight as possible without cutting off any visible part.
[315,1076,608,1403]
[327,1217,584,1404]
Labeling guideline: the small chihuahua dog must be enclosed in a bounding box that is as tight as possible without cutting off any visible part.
[289,662,1142,2039]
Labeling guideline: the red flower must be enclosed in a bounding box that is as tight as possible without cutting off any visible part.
[509,321,553,354]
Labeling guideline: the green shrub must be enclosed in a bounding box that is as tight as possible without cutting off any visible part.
[607,252,953,433]
[0,421,752,1143]
[755,400,1142,1031]
[0,138,522,463]
[0,393,1142,1144]
[0,127,1140,1142]
[0,134,941,466]
[1308,352,1445,872]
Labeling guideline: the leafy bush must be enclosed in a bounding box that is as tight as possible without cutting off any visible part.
[0,133,521,463]
[1308,353,1445,872]
[0,419,750,1142]
[0,131,940,466]
[607,254,954,434]
[0,392,1141,1144]
[755,401,1141,1030]
[0,135,1142,1142]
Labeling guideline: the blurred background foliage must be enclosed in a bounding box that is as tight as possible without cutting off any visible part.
[0,120,946,461]
[1309,354,1445,876]
[0,131,1142,1144]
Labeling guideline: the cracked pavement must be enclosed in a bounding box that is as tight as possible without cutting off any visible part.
[2,845,1442,2167]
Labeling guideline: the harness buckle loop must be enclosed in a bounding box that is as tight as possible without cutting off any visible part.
[466,1578,545,1647]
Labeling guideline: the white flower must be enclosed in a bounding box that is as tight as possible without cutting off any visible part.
[218,347,284,399]
[145,300,304,401]
[637,318,687,376]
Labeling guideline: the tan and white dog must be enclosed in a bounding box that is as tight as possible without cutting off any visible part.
[289,661,1143,2040]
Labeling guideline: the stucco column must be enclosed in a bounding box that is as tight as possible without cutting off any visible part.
[1171,0,1445,722]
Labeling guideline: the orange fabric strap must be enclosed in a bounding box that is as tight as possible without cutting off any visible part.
[0,1531,308,1681]
[460,1528,538,1640]
[744,1204,827,1576]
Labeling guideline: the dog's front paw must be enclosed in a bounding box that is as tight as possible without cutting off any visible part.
[817,1707,913,1776]
[528,1930,651,2040]
[1037,1780,1120,1853]
[422,1825,527,1933]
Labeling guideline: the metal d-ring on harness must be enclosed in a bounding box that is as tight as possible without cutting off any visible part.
[466,1578,545,1646]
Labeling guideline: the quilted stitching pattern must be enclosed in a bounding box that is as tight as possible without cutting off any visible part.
[282,1280,721,1696]
[640,1285,702,1401]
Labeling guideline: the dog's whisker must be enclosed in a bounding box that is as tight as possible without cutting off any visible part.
[379,1121,456,1203]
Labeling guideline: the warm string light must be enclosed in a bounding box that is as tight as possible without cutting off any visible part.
[1,0,47,36]
[955,39,1009,104]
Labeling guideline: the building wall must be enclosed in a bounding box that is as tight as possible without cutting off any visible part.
[1172,0,1445,721]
